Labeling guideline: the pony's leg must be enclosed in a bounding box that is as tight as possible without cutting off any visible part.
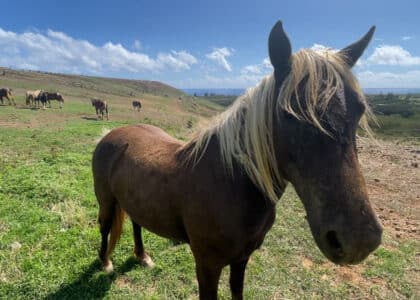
[229,258,249,300]
[195,262,223,300]
[132,221,154,267]
[97,199,116,272]
[8,96,15,106]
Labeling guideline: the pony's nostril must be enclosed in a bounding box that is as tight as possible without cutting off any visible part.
[325,231,344,258]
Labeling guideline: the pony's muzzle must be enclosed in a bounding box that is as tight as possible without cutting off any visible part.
[322,222,382,265]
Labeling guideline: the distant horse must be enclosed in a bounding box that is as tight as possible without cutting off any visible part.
[38,92,47,109]
[92,22,382,300]
[91,98,108,120]
[37,91,64,109]
[47,92,64,108]
[132,100,142,111]
[0,88,15,106]
[26,90,42,106]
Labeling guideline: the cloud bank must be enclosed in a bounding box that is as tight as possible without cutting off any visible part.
[0,27,197,74]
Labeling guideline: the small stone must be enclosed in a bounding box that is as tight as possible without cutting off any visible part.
[10,241,21,250]
[374,178,380,182]
[411,162,418,168]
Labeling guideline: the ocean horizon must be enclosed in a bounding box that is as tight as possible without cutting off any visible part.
[183,88,420,97]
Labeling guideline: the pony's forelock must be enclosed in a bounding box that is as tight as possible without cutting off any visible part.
[181,48,374,202]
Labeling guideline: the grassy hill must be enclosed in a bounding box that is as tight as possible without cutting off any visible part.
[0,69,418,299]
[0,67,183,98]
[0,67,223,139]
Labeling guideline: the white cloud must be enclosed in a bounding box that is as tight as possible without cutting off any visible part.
[401,36,412,41]
[366,45,420,66]
[241,58,273,75]
[357,70,420,88]
[133,40,142,50]
[262,58,272,69]
[241,64,261,75]
[310,43,339,52]
[157,50,198,72]
[0,27,197,74]
[206,47,233,72]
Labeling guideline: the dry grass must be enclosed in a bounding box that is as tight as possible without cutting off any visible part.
[358,137,419,240]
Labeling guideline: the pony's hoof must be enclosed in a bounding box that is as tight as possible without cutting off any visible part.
[103,260,114,273]
[140,255,155,268]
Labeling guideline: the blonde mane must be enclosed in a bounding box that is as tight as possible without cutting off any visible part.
[181,49,373,203]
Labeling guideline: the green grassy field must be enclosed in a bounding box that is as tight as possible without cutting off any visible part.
[0,72,419,299]
[367,93,420,139]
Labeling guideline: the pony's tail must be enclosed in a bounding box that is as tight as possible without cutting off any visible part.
[106,204,125,257]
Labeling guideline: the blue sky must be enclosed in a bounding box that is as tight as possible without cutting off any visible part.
[0,0,419,88]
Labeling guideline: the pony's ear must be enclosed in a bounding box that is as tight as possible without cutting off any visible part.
[268,21,292,72]
[338,26,376,68]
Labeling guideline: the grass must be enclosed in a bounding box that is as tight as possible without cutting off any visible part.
[0,89,418,298]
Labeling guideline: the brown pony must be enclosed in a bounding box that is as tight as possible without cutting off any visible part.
[92,21,382,300]
[0,88,15,106]
[91,98,109,120]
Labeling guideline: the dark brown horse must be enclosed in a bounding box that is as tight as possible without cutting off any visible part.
[132,100,142,111]
[91,98,109,120]
[0,88,15,106]
[92,21,382,300]
[38,91,64,109]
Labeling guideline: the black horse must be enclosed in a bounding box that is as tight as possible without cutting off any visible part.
[37,91,64,109]
[132,100,142,111]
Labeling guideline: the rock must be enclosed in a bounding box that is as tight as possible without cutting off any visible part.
[411,162,418,168]
[10,241,22,250]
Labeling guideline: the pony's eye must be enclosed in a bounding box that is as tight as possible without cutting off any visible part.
[283,110,295,120]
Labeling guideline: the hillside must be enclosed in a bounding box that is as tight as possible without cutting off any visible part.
[0,67,223,137]
[0,67,183,99]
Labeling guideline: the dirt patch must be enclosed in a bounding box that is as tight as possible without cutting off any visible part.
[358,137,419,241]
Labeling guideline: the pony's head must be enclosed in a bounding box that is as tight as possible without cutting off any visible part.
[186,21,382,265]
[268,21,382,264]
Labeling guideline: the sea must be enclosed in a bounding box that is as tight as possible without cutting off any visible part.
[183,88,420,97]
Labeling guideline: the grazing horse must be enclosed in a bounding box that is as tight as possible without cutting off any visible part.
[91,98,109,120]
[132,100,142,111]
[37,91,64,109]
[46,92,64,108]
[26,90,42,106]
[37,91,48,109]
[0,88,15,106]
[92,21,382,300]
